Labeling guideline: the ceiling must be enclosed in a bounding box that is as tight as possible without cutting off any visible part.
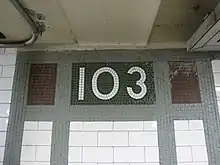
[0,0,217,50]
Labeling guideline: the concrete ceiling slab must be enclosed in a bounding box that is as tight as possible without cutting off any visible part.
[60,0,161,45]
[149,0,217,43]
[0,0,218,50]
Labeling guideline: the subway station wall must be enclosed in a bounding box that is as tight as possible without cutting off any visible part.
[2,50,220,165]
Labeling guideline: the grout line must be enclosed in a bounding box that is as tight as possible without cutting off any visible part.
[112,121,114,131]
[113,146,114,163]
[144,146,146,163]
[190,146,193,162]
[81,146,83,163]
[97,131,99,147]
[34,145,37,162]
[128,131,130,146]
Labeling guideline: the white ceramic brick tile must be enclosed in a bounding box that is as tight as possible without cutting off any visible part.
[0,91,12,103]
[82,147,113,163]
[130,164,160,165]
[114,147,145,163]
[22,131,38,145]
[0,55,16,65]
[36,131,52,145]
[68,163,96,165]
[21,163,50,165]
[34,163,50,165]
[145,147,159,162]
[0,78,13,90]
[114,121,143,131]
[175,131,191,146]
[0,104,10,117]
[69,132,97,146]
[189,120,204,130]
[70,122,83,131]
[1,66,15,78]
[191,146,208,162]
[83,122,113,131]
[174,121,189,131]
[22,131,52,145]
[144,121,157,131]
[38,122,53,130]
[20,146,35,161]
[24,122,38,130]
[0,132,6,146]
[212,60,220,72]
[0,147,4,161]
[214,73,220,86]
[68,147,82,162]
[99,164,129,165]
[36,146,51,161]
[176,146,192,162]
[98,132,128,146]
[0,118,8,131]
[129,132,158,146]
[178,163,208,165]
[189,131,206,145]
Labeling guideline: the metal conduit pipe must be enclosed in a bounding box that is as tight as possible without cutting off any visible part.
[0,0,43,48]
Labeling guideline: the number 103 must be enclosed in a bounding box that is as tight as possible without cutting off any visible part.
[78,66,148,101]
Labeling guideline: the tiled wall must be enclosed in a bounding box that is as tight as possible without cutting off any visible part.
[20,121,52,165]
[69,121,159,165]
[0,49,16,165]
[174,120,208,165]
[3,51,220,165]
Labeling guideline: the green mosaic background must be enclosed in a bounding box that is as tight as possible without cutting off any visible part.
[71,62,156,105]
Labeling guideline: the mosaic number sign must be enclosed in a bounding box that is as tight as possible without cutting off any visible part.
[71,62,156,105]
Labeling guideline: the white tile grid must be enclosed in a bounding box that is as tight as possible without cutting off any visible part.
[0,65,13,104]
[0,96,10,162]
[24,121,53,131]
[68,121,159,164]
[0,104,10,117]
[174,120,208,165]
[20,122,52,164]
[0,78,14,90]
[0,147,5,162]
[0,65,15,78]
[0,51,16,163]
[70,121,157,132]
[174,120,204,131]
[0,117,7,161]
[68,164,160,165]
[0,91,12,104]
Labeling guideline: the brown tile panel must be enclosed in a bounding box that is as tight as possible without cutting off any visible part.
[169,61,201,104]
[27,64,57,105]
